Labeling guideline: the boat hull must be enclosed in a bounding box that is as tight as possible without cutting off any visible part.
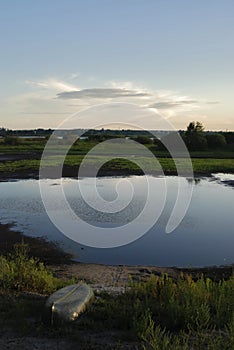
[44,283,94,325]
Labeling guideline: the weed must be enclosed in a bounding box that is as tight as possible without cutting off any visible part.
[0,243,74,294]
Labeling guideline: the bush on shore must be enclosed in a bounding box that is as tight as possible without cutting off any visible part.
[0,243,72,294]
[0,243,233,349]
[84,273,234,349]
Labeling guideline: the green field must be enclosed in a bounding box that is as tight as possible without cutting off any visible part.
[0,155,234,176]
[0,138,234,177]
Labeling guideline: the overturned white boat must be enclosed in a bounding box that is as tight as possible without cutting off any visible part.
[44,283,94,325]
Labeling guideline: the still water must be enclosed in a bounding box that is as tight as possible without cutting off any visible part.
[0,174,233,267]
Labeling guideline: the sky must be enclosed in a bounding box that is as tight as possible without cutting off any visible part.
[0,0,233,131]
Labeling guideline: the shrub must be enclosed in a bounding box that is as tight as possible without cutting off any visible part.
[85,272,233,341]
[132,136,153,144]
[4,136,21,146]
[129,273,234,332]
[207,133,227,149]
[0,243,69,294]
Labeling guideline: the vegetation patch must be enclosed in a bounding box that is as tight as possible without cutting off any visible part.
[0,122,234,178]
[0,245,233,348]
[82,273,234,349]
[0,243,75,294]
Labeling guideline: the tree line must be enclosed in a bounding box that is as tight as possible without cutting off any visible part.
[182,121,233,151]
[1,123,234,151]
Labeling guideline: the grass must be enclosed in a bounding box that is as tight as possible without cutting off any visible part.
[0,243,75,294]
[0,244,233,348]
[139,314,234,350]
[81,273,234,349]
[1,154,234,177]
[0,158,40,173]
[0,139,46,153]
[0,137,234,177]
[0,138,234,158]
[191,158,234,174]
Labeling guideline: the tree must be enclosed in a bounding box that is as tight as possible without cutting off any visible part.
[185,121,207,151]
[133,136,153,145]
[0,127,7,137]
[223,132,234,147]
[206,133,227,149]
[186,121,204,135]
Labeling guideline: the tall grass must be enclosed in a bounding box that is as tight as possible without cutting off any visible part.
[132,274,234,349]
[0,243,71,294]
[130,274,234,332]
[84,273,233,348]
[139,313,234,350]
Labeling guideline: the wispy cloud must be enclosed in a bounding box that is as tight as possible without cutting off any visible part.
[67,73,80,80]
[148,100,198,110]
[205,101,220,105]
[26,78,79,92]
[7,77,219,130]
[57,88,151,100]
[25,78,201,117]
[20,111,68,115]
[18,78,206,128]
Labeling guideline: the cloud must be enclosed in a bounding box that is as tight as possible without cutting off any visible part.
[57,88,151,100]
[25,79,200,117]
[11,77,214,129]
[148,100,198,109]
[108,80,140,90]
[26,78,78,92]
[205,101,220,104]
[20,112,68,115]
[67,73,80,80]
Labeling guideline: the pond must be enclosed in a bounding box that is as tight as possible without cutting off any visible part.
[0,174,233,267]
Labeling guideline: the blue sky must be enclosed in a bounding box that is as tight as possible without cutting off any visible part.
[0,0,233,130]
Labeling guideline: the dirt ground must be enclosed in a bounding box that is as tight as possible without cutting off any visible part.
[50,263,180,296]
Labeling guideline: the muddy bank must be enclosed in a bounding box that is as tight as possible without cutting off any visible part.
[50,262,233,294]
[0,165,181,181]
[0,223,73,265]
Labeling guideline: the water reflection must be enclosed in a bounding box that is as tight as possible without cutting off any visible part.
[0,175,233,267]
[186,177,201,185]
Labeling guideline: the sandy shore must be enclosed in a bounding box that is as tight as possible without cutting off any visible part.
[49,261,234,297]
[50,263,180,295]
